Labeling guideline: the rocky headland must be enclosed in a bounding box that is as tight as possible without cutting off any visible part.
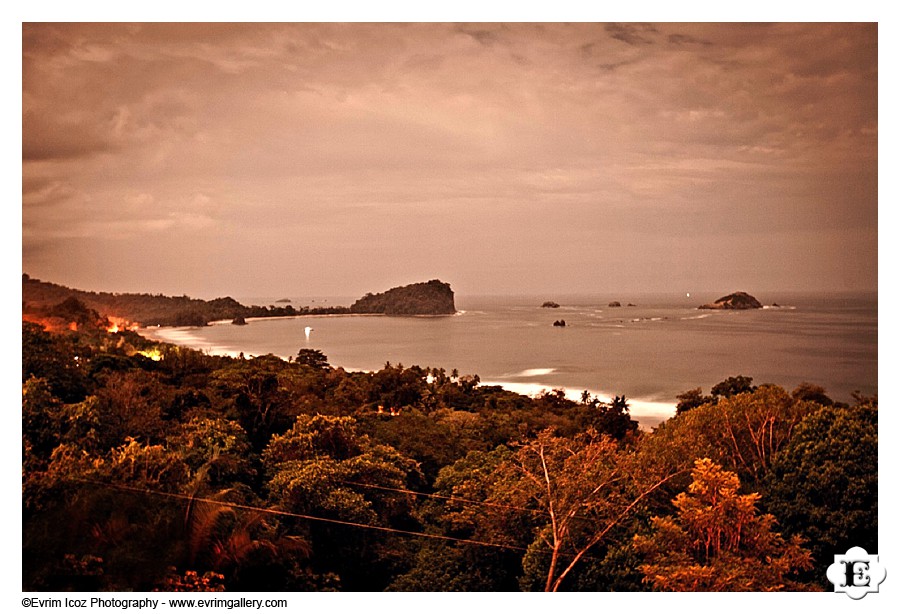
[350,279,456,316]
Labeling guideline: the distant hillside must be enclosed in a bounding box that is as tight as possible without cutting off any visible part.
[22,275,454,327]
[350,280,456,315]
[21,274,345,327]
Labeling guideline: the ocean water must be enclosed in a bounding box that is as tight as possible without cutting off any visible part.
[139,292,877,427]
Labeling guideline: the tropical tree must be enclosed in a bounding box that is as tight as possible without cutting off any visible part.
[22,321,88,402]
[263,414,423,590]
[209,356,307,449]
[170,417,256,489]
[674,387,714,414]
[389,445,523,591]
[642,385,819,489]
[633,458,815,591]
[710,375,756,398]
[765,400,877,583]
[495,429,681,591]
[182,494,311,591]
[295,349,330,371]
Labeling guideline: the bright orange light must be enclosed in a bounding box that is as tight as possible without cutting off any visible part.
[106,316,137,333]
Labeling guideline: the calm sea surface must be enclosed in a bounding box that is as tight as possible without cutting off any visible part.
[140,292,877,426]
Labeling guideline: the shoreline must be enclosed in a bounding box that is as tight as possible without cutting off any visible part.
[480,380,675,430]
[208,311,464,325]
[138,326,677,430]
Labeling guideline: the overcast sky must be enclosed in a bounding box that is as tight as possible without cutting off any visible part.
[22,22,877,299]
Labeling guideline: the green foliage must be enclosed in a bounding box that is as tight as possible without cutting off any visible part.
[183,496,311,591]
[642,385,818,488]
[102,438,191,491]
[170,417,255,488]
[263,414,422,590]
[295,348,330,370]
[710,374,756,398]
[349,279,456,315]
[577,395,639,440]
[89,370,174,449]
[634,459,815,591]
[209,358,308,449]
[22,321,88,402]
[392,446,523,591]
[49,296,108,329]
[389,541,520,591]
[765,401,877,584]
[422,446,515,536]
[358,409,461,484]
[23,377,64,462]
[263,414,362,470]
[790,381,836,406]
[493,429,678,591]
[22,320,870,592]
[675,387,715,414]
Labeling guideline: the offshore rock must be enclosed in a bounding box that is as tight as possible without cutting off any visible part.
[698,291,763,310]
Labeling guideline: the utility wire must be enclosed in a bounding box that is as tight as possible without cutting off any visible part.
[72,478,528,553]
[338,478,638,524]
[340,479,541,515]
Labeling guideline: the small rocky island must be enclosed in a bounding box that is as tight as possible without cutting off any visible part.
[608,301,622,308]
[350,279,456,316]
[698,291,763,310]
[541,301,561,308]
[553,319,566,327]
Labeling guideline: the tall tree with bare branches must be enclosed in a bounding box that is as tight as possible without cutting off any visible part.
[494,429,682,591]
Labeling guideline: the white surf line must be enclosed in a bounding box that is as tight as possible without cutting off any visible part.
[509,367,556,378]
[479,380,677,428]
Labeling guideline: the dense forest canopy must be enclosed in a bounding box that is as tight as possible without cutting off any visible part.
[349,280,456,316]
[21,312,876,592]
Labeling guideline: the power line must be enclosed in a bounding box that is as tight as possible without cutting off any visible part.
[340,479,543,515]
[72,478,528,553]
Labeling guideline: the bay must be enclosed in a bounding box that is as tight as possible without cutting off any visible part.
[140,291,877,427]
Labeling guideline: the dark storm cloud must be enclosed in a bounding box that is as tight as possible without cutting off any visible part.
[22,23,877,297]
[605,23,660,46]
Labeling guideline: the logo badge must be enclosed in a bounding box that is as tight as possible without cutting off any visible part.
[826,546,886,599]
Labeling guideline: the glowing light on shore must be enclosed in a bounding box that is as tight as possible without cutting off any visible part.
[137,348,163,361]
[107,317,138,333]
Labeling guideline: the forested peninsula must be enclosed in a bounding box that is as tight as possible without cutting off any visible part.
[350,279,455,315]
[21,279,877,592]
[22,275,455,328]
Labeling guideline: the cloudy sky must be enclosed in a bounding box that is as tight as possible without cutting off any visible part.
[22,22,877,298]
